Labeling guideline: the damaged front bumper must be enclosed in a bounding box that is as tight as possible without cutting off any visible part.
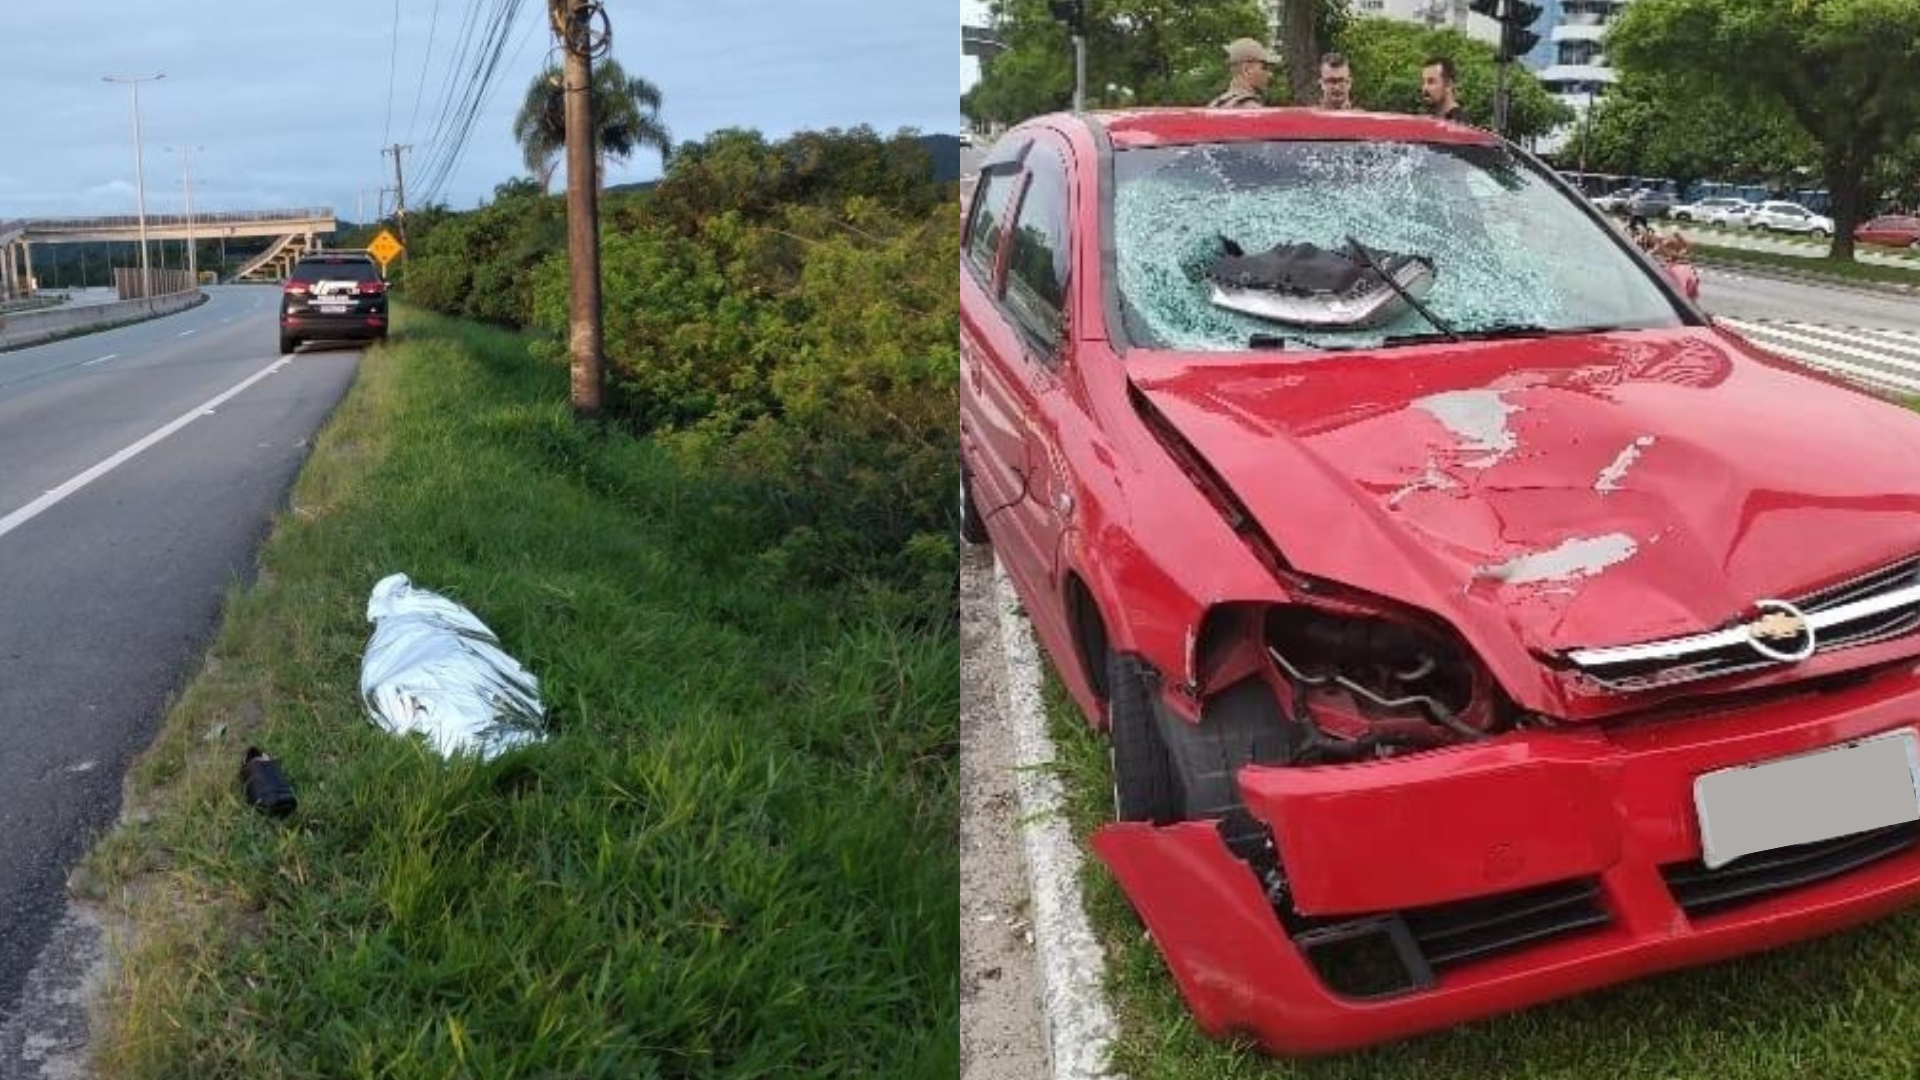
[1093,664,1920,1055]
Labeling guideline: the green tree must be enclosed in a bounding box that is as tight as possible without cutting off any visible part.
[1607,0,1920,259]
[511,57,671,191]
[1332,19,1571,140]
[963,0,1270,122]
[1558,72,1817,192]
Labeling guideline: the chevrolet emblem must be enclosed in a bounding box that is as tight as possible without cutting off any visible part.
[1747,611,1806,642]
[1743,599,1817,663]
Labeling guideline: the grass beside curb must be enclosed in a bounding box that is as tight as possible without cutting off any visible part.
[1040,674,1920,1079]
[1692,243,1920,291]
[83,305,958,1079]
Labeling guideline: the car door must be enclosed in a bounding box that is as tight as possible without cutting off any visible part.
[963,133,1079,609]
[961,154,1030,540]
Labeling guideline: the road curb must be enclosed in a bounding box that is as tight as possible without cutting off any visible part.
[989,557,1122,1080]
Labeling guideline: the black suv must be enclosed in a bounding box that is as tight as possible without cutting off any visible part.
[278,251,388,353]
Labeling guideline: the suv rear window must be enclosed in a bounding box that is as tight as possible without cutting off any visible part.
[290,259,379,283]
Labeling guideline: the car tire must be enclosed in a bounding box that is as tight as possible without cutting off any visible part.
[1812,228,1830,239]
[279,334,298,354]
[1107,652,1182,825]
[960,469,989,546]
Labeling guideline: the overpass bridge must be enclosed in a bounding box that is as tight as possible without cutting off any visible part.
[0,208,337,298]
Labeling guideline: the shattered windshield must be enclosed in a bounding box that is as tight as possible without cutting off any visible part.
[1112,139,1687,352]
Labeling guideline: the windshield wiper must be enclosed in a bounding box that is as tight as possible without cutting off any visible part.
[1247,332,1361,351]
[1379,323,1629,347]
[1344,234,1457,343]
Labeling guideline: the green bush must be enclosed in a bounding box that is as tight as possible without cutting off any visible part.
[410,128,958,614]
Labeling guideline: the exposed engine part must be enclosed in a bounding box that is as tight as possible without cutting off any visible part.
[1263,607,1503,758]
[1267,645,1477,734]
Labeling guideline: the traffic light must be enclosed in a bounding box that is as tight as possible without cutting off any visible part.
[1048,0,1086,34]
[1498,0,1542,62]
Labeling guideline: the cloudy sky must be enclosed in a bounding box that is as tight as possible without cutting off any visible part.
[0,0,960,222]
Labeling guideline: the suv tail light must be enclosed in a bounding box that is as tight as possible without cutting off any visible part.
[357,280,387,296]
[284,281,310,296]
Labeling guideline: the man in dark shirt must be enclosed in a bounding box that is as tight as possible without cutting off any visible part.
[1318,51,1355,110]
[1421,56,1467,122]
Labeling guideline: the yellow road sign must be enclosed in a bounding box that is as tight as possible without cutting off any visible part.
[368,228,404,268]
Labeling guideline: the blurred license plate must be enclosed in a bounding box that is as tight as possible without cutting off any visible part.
[1695,730,1920,869]
[316,300,350,312]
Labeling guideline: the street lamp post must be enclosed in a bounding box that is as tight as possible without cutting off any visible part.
[1580,85,1596,178]
[167,144,203,286]
[104,73,163,298]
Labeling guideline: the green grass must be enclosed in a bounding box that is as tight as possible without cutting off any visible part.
[1041,674,1920,1079]
[1692,242,1920,289]
[85,306,957,1080]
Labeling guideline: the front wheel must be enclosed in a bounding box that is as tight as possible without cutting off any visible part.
[1107,653,1181,824]
[960,469,989,545]
[1811,228,1830,239]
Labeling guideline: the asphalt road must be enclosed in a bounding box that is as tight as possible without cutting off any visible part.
[1698,265,1920,332]
[0,285,360,1019]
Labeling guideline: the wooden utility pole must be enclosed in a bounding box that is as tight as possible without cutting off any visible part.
[383,144,411,253]
[554,0,605,419]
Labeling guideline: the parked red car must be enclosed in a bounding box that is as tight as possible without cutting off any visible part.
[1855,214,1920,248]
[961,108,1920,1055]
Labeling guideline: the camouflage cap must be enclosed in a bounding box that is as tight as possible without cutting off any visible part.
[1225,38,1281,65]
[1221,37,1282,64]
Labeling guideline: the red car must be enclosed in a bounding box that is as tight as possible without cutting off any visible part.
[961,108,1920,1055]
[1855,214,1920,248]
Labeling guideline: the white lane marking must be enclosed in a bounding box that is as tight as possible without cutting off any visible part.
[0,356,296,542]
[178,329,197,338]
[1722,318,1920,381]
[1720,323,1920,394]
[1763,321,1920,364]
[81,354,118,367]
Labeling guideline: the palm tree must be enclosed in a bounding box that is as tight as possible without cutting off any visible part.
[512,58,671,191]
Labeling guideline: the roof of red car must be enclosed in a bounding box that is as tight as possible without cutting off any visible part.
[1077,107,1503,149]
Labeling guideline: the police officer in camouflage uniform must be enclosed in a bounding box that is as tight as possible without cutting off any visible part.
[1209,38,1279,108]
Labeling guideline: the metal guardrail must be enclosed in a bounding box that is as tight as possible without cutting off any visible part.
[19,209,334,231]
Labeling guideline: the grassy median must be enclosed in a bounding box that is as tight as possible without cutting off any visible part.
[1042,675,1920,1079]
[82,307,958,1079]
[1691,242,1920,289]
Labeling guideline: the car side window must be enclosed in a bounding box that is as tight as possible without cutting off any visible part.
[1003,143,1072,353]
[966,171,1016,282]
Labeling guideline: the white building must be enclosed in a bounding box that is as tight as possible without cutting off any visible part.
[1531,0,1633,152]
[1349,0,1501,43]
[1261,0,1501,47]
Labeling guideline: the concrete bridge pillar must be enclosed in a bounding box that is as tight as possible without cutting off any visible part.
[22,242,34,295]
[2,244,16,301]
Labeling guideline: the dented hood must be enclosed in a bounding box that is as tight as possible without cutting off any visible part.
[1128,328,1920,657]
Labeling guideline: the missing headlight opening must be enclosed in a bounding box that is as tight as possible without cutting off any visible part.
[1262,606,1500,759]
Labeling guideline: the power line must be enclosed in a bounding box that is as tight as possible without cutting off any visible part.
[414,0,534,207]
[383,0,401,146]
[407,0,446,144]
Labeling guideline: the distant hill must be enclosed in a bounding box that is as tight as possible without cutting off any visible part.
[604,179,661,196]
[922,134,961,183]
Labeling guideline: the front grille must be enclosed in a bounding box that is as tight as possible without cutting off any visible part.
[1663,822,1920,916]
[1403,877,1611,966]
[1292,877,1609,998]
[1568,557,1920,691]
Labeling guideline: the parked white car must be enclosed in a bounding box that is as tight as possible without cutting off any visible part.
[1748,201,1835,236]
[1672,197,1755,226]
